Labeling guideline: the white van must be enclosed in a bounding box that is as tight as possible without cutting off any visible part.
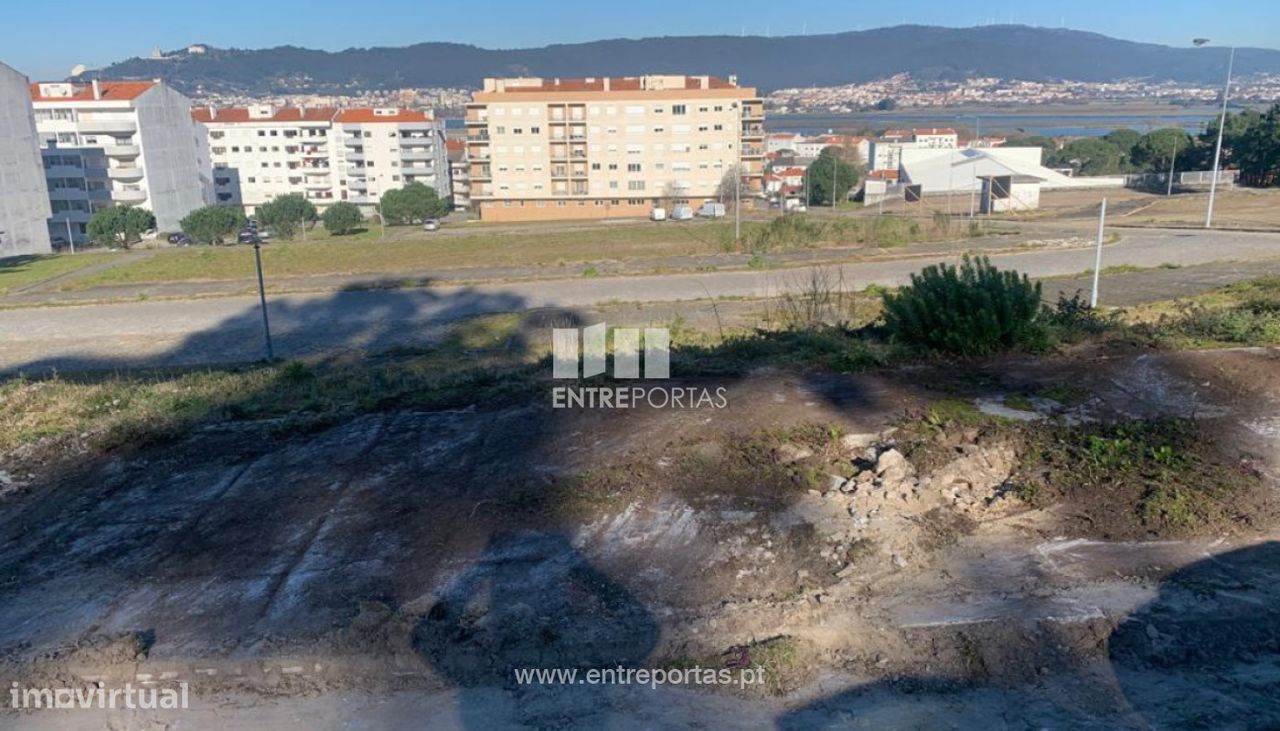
[670,205,694,221]
[650,207,667,221]
[697,202,726,218]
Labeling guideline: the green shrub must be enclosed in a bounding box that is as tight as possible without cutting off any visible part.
[881,255,1042,355]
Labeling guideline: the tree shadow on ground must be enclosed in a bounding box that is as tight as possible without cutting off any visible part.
[0,283,901,728]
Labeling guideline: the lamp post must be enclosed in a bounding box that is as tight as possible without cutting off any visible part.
[1195,39,1235,229]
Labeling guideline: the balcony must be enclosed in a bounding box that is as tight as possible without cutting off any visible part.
[304,179,331,190]
[400,150,434,162]
[107,165,143,180]
[303,166,331,175]
[43,164,85,177]
[48,187,89,201]
[302,148,327,158]
[741,146,765,158]
[348,177,367,189]
[112,188,147,204]
[343,137,363,147]
[399,135,434,146]
[470,165,491,179]
[104,143,140,157]
[741,125,765,138]
[77,118,137,135]
[345,151,365,162]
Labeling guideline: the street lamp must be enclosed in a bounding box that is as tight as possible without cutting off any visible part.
[1195,38,1235,229]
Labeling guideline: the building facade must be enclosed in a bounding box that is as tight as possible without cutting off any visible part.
[31,79,208,239]
[0,62,51,257]
[465,75,764,221]
[194,105,449,215]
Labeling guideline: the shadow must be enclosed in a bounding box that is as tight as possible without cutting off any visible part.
[0,279,900,727]
[413,531,658,729]
[1108,541,1280,729]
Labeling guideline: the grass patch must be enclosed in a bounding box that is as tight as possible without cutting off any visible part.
[0,253,117,294]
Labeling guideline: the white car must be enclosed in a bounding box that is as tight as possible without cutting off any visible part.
[669,206,694,221]
[422,219,441,231]
[650,207,667,221]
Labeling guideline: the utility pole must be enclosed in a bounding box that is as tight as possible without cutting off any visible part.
[1205,45,1235,229]
[1090,198,1107,308]
[831,148,838,210]
[1167,134,1179,196]
[968,117,981,219]
[734,163,741,243]
[65,218,76,254]
[253,240,274,361]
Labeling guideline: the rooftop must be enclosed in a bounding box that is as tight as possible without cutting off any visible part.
[479,74,751,95]
[192,106,337,124]
[30,80,156,103]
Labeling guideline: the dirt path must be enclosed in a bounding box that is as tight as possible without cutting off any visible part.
[0,347,1277,728]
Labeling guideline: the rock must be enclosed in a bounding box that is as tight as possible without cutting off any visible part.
[0,471,10,486]
[776,443,813,464]
[839,433,879,453]
[839,480,857,494]
[892,553,908,569]
[826,474,847,492]
[875,449,910,476]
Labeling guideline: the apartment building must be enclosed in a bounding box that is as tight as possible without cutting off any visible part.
[869,128,959,172]
[445,136,470,211]
[465,75,764,221]
[31,79,208,239]
[0,62,51,257]
[194,105,448,214]
[334,108,449,210]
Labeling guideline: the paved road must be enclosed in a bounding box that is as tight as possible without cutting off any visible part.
[3,228,1278,373]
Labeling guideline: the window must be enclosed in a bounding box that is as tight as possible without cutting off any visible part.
[627,180,645,191]
[495,126,506,134]
[672,104,687,115]
[512,128,523,135]
[627,163,642,172]
[530,126,540,134]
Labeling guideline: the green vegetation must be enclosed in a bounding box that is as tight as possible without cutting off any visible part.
[0,253,117,294]
[258,194,318,240]
[804,147,860,207]
[321,201,365,236]
[881,255,1043,356]
[179,205,247,245]
[86,206,155,249]
[379,182,448,224]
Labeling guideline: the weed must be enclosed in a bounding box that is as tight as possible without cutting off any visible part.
[582,266,600,278]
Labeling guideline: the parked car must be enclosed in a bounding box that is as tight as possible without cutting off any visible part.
[697,202,726,218]
[422,219,441,232]
[670,205,694,221]
[167,232,190,245]
[650,207,667,221]
[237,231,261,245]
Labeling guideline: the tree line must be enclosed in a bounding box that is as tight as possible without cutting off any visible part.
[82,182,449,248]
[1008,102,1280,181]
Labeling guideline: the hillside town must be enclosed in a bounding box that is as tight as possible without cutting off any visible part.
[767,72,1280,112]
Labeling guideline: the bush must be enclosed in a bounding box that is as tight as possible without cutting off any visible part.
[86,206,155,249]
[321,201,364,236]
[258,194,317,240]
[881,255,1042,355]
[180,205,246,245]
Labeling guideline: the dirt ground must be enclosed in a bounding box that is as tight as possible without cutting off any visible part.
[1,347,1278,729]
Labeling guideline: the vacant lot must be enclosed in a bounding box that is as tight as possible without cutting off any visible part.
[48,214,987,291]
[0,252,117,294]
[1117,187,1280,229]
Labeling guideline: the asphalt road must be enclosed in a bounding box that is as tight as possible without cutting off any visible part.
[3,227,1279,373]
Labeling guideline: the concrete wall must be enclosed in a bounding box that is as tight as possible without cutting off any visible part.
[134,84,208,231]
[0,63,52,257]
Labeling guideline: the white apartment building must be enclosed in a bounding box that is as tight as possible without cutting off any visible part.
[0,62,51,257]
[334,108,450,211]
[465,75,765,221]
[31,79,208,240]
[194,106,449,214]
[869,128,959,172]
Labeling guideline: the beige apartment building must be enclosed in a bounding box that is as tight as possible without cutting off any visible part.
[465,75,764,221]
[193,105,449,215]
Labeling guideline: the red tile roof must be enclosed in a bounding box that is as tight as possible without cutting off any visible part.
[497,76,738,93]
[30,80,155,102]
[191,106,337,123]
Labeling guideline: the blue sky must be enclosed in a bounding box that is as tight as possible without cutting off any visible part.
[2,0,1276,79]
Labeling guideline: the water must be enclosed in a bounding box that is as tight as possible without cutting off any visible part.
[442,108,1223,137]
[765,110,1220,137]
